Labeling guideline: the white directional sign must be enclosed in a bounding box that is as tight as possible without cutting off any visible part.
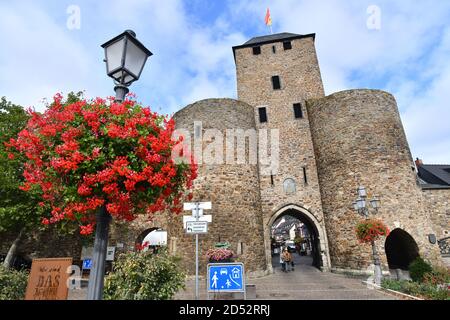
[183,215,212,229]
[183,202,212,211]
[186,221,208,234]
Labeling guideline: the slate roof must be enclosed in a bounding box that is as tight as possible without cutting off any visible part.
[231,32,316,60]
[418,164,450,189]
[243,32,304,45]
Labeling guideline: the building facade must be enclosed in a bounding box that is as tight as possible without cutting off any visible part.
[165,32,447,275]
[2,32,448,276]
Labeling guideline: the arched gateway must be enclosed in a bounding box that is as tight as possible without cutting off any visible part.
[385,228,420,270]
[266,205,331,272]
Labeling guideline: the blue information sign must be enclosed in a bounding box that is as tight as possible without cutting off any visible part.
[207,263,245,293]
[82,258,92,270]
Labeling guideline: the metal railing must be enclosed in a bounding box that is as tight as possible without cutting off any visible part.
[438,237,450,255]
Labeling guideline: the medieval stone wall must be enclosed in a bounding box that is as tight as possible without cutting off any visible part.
[234,35,331,271]
[172,98,266,274]
[0,226,84,266]
[422,189,450,241]
[307,89,443,271]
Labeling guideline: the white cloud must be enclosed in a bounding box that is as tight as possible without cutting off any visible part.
[0,0,448,163]
[0,2,109,111]
[233,0,450,164]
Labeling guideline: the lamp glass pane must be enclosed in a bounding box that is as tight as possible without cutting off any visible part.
[357,198,366,209]
[111,70,123,82]
[124,39,148,78]
[370,199,379,209]
[105,38,125,73]
[357,186,367,198]
[123,74,135,85]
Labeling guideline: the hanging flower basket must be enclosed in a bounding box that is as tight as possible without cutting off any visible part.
[206,248,234,263]
[6,93,197,235]
[355,219,390,244]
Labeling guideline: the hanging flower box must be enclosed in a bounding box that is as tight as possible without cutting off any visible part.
[206,248,234,263]
[355,219,390,243]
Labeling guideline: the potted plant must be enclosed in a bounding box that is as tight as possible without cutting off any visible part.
[206,242,234,263]
[355,219,390,244]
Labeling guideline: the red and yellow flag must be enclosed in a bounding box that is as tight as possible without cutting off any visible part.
[265,8,272,26]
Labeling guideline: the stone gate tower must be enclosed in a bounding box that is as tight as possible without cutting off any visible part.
[232,33,331,271]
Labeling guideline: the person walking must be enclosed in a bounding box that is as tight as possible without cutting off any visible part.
[282,248,292,272]
[279,246,286,272]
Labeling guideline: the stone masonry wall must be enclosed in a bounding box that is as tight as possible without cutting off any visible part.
[234,35,331,270]
[422,188,450,241]
[0,226,84,266]
[172,98,266,275]
[307,89,443,271]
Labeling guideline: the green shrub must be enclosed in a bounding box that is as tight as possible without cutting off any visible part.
[409,257,432,283]
[382,279,409,292]
[423,266,450,286]
[0,265,29,300]
[104,249,185,300]
[382,279,449,300]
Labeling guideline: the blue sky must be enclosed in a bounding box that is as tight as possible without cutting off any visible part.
[0,0,449,164]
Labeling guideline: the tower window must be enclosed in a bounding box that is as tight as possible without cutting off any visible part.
[303,167,308,185]
[258,107,267,123]
[283,41,292,50]
[272,45,276,53]
[252,46,261,55]
[194,123,202,138]
[271,76,281,90]
[293,103,303,119]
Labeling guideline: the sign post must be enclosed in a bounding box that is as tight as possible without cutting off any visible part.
[183,201,212,300]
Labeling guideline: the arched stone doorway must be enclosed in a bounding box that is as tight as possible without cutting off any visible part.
[135,228,167,251]
[385,228,419,270]
[267,205,331,272]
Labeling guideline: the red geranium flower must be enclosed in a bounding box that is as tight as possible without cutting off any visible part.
[6,93,197,235]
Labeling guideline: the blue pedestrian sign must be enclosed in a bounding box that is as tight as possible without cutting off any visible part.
[82,258,92,270]
[207,263,245,293]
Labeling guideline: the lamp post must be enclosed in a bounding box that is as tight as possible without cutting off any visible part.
[352,186,383,286]
[86,30,152,300]
[101,30,153,102]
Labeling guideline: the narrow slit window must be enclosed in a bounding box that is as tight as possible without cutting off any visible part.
[293,103,303,119]
[258,107,267,123]
[303,167,308,185]
[258,107,268,123]
[253,46,261,55]
[271,76,281,90]
[194,124,201,138]
[272,45,276,53]
[283,41,292,50]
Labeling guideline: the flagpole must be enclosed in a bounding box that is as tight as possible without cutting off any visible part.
[270,25,273,34]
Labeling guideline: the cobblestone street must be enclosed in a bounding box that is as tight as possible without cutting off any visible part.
[69,254,396,300]
[174,254,397,300]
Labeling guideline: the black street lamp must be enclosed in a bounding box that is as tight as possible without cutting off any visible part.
[352,186,383,286]
[86,30,152,300]
[101,30,152,102]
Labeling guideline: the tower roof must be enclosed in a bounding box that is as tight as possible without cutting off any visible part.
[243,32,305,45]
[232,32,316,60]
